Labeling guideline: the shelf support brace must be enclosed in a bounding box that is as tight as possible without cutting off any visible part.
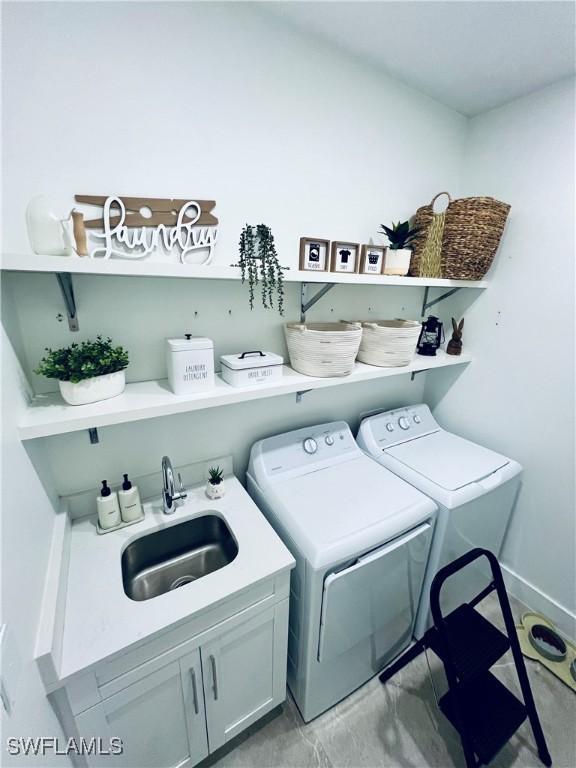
[88,428,99,444]
[295,389,312,403]
[56,273,79,331]
[421,286,461,318]
[300,282,335,322]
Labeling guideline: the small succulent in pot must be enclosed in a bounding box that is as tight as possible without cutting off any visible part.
[206,466,225,500]
[378,220,420,276]
[35,336,129,406]
[379,220,420,250]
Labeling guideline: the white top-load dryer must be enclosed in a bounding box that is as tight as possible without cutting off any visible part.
[247,421,436,722]
[357,404,522,640]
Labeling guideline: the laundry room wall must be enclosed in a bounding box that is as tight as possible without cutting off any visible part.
[424,78,576,637]
[1,1,468,497]
[1,327,67,764]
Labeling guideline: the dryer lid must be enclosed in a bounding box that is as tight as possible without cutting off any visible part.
[268,455,436,569]
[385,431,509,491]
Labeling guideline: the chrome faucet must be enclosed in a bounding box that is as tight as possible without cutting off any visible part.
[161,455,187,515]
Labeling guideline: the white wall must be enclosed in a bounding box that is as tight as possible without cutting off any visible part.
[1,0,467,497]
[1,329,66,765]
[1,4,467,752]
[425,78,576,635]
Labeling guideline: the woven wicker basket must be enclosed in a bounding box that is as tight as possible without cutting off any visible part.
[285,322,362,377]
[357,320,421,368]
[410,192,510,280]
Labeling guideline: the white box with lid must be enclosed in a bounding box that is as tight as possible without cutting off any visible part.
[220,350,283,388]
[166,334,214,395]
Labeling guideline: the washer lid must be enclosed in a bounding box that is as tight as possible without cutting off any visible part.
[385,431,509,491]
[268,455,436,569]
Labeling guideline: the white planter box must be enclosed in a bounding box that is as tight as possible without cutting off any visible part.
[383,248,412,276]
[220,351,283,388]
[59,371,126,406]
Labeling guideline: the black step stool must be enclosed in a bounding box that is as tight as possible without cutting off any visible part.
[380,548,552,768]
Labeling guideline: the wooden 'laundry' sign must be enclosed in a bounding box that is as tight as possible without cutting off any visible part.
[74,195,219,263]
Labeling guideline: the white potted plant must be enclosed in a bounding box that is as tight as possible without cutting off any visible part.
[205,466,225,500]
[35,335,129,406]
[379,220,421,276]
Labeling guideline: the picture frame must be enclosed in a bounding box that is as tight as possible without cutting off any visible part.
[359,244,386,275]
[299,237,330,272]
[330,241,360,274]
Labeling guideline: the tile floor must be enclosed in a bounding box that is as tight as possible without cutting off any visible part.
[205,595,576,768]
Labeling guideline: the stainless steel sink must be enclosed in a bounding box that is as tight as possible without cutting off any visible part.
[122,515,238,601]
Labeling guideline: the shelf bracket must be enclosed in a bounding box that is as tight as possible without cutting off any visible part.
[295,389,312,403]
[300,282,335,322]
[421,286,461,318]
[88,428,99,444]
[56,273,79,331]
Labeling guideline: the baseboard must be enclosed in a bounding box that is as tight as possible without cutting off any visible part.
[502,564,576,641]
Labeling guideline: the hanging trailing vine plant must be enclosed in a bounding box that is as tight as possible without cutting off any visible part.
[233,224,287,315]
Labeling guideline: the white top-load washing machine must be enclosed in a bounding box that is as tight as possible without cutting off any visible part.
[247,421,436,722]
[357,404,522,640]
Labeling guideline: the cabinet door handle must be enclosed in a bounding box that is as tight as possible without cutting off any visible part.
[209,655,219,700]
[190,668,199,714]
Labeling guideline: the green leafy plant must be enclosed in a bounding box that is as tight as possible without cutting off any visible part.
[35,336,129,383]
[379,220,420,250]
[232,224,287,315]
[208,466,224,485]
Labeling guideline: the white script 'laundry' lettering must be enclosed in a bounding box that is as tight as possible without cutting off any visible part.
[90,197,218,264]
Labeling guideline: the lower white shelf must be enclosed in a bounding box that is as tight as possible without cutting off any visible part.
[18,351,471,440]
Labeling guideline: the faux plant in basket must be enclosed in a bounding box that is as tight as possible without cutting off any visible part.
[35,336,129,406]
[232,224,287,315]
[205,466,225,500]
[379,221,420,276]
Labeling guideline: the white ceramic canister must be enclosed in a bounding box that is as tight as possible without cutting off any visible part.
[220,350,283,387]
[166,334,215,395]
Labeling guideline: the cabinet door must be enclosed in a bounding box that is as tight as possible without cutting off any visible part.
[76,656,208,768]
[201,602,289,752]
[178,648,209,766]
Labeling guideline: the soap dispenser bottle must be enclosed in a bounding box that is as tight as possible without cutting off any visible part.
[97,480,121,530]
[118,474,143,522]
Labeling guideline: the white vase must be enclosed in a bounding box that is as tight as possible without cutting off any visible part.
[205,481,225,500]
[383,248,412,276]
[59,371,126,406]
[26,195,73,256]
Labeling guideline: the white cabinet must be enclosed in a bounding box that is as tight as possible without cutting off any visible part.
[76,650,208,768]
[202,603,289,751]
[71,598,289,768]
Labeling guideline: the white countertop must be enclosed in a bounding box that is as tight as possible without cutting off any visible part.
[59,477,295,681]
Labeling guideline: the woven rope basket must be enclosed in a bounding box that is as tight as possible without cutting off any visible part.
[285,322,362,377]
[410,192,510,280]
[356,320,421,368]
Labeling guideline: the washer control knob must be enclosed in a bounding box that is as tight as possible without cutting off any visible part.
[398,416,410,430]
[303,438,318,454]
[325,435,335,446]
[386,423,395,432]
[413,414,422,424]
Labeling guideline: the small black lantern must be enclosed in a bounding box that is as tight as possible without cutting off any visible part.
[417,316,444,356]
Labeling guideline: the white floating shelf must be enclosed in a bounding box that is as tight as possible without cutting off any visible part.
[19,351,471,440]
[1,253,489,289]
